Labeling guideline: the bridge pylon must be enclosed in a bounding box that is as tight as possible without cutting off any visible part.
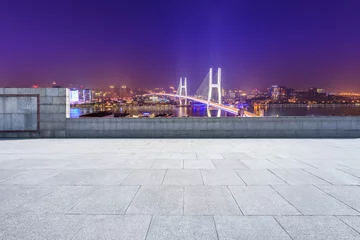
[208,68,221,105]
[177,77,187,105]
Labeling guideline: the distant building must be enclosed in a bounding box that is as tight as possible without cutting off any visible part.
[82,89,92,103]
[269,85,286,100]
[51,81,62,88]
[109,85,119,98]
[69,88,79,103]
[286,88,296,97]
[120,86,131,98]
[308,87,318,97]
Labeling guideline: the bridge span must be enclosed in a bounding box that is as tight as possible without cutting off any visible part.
[144,68,258,117]
[146,93,258,117]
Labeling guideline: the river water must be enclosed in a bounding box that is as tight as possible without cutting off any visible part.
[70,105,360,118]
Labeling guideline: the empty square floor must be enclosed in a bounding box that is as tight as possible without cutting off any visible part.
[1,138,360,240]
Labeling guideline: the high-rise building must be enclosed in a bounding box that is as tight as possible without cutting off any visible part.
[308,87,318,97]
[269,85,286,100]
[83,89,92,103]
[286,88,296,97]
[69,88,79,103]
[109,85,119,98]
[120,86,131,98]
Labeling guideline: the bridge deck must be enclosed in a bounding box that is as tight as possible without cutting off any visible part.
[146,93,258,117]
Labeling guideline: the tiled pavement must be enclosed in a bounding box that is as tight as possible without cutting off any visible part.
[0,139,360,239]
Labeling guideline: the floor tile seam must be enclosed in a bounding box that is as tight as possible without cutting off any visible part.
[336,168,360,180]
[313,185,360,214]
[267,169,290,185]
[266,158,296,170]
[119,169,137,185]
[118,172,132,186]
[199,170,205,185]
[77,171,97,185]
[160,170,168,185]
[124,185,142,215]
[233,170,247,185]
[273,216,294,240]
[291,158,318,169]
[7,185,64,213]
[212,215,220,240]
[301,168,334,185]
[65,186,98,214]
[69,214,91,240]
[335,215,360,236]
[226,185,244,215]
[182,186,185,216]
[269,185,303,216]
[144,215,154,240]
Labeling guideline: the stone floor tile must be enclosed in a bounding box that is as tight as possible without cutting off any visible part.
[144,153,172,160]
[126,186,183,215]
[0,170,25,183]
[184,160,216,169]
[236,169,287,185]
[196,153,224,160]
[306,169,360,185]
[0,214,87,240]
[43,170,94,185]
[338,168,360,178]
[151,159,183,169]
[0,185,54,213]
[270,169,330,185]
[80,170,131,185]
[215,216,291,240]
[229,186,300,215]
[147,216,217,240]
[120,159,155,169]
[1,170,59,185]
[273,186,359,215]
[221,152,254,160]
[241,160,281,169]
[276,216,360,240]
[171,153,197,159]
[163,170,203,185]
[73,215,151,240]
[14,186,94,214]
[212,159,249,169]
[201,170,245,185]
[268,158,315,169]
[317,185,360,212]
[337,216,360,233]
[121,170,165,185]
[184,186,241,215]
[68,186,138,214]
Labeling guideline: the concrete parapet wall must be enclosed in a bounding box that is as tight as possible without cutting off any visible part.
[0,88,69,138]
[1,88,360,138]
[66,117,360,138]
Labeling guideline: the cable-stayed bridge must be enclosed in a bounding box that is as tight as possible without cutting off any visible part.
[147,68,257,117]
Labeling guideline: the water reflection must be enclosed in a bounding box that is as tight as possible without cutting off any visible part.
[70,105,236,118]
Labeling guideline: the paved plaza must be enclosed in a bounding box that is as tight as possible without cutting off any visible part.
[1,138,360,239]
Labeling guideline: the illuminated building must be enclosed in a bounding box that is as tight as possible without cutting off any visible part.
[269,85,286,100]
[120,85,131,98]
[109,85,119,98]
[83,89,92,103]
[69,88,79,103]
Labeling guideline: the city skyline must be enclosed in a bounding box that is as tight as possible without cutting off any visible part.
[0,1,360,92]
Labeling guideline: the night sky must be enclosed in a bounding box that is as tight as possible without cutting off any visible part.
[0,0,359,93]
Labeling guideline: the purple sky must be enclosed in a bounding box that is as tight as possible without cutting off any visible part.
[0,0,359,92]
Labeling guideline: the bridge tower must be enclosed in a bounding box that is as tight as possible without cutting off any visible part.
[208,68,222,104]
[207,68,222,117]
[177,77,187,105]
